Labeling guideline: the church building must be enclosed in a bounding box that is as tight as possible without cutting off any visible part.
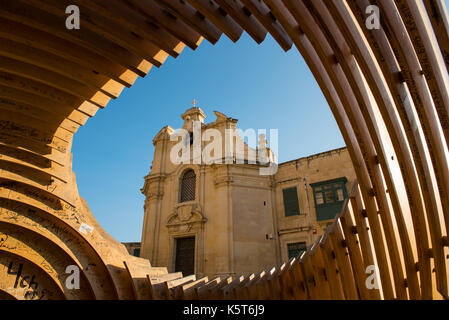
[140,106,356,279]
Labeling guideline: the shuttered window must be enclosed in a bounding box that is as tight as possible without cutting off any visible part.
[180,169,196,202]
[282,187,300,217]
[287,242,307,260]
[311,177,348,221]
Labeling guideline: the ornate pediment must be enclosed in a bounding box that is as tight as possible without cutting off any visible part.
[166,202,206,227]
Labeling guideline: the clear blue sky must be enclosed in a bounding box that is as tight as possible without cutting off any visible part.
[71,33,346,242]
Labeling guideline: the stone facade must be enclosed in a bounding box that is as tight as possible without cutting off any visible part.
[140,107,356,279]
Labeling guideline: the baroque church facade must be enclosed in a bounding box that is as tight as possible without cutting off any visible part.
[140,106,356,279]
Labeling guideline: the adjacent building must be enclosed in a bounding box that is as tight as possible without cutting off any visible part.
[122,242,141,257]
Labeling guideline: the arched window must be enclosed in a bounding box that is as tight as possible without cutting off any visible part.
[180,169,196,202]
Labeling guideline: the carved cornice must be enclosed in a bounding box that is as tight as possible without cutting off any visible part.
[141,174,166,197]
[147,191,164,201]
[214,175,233,187]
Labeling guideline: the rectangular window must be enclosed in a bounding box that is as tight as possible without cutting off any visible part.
[311,178,348,221]
[282,187,300,217]
[133,248,140,257]
[287,242,307,260]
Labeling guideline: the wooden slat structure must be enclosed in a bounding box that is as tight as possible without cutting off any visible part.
[0,0,448,300]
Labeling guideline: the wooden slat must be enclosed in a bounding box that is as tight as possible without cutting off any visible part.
[348,0,437,299]
[164,275,196,300]
[328,222,359,299]
[0,39,126,101]
[125,0,204,50]
[324,0,423,299]
[288,257,308,299]
[186,0,244,42]
[240,0,292,51]
[146,272,182,300]
[156,0,223,44]
[284,0,397,299]
[423,0,449,70]
[0,84,89,126]
[308,243,332,300]
[73,0,186,57]
[209,277,232,299]
[392,0,449,297]
[340,200,376,300]
[19,0,164,73]
[0,17,131,90]
[179,276,208,299]
[0,0,150,76]
[195,277,221,300]
[0,61,111,112]
[264,264,285,300]
[278,258,298,299]
[301,251,320,299]
[320,234,345,300]
[309,0,413,300]
[214,0,267,43]
[221,275,245,300]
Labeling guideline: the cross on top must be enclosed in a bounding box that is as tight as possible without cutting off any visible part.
[192,98,198,108]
